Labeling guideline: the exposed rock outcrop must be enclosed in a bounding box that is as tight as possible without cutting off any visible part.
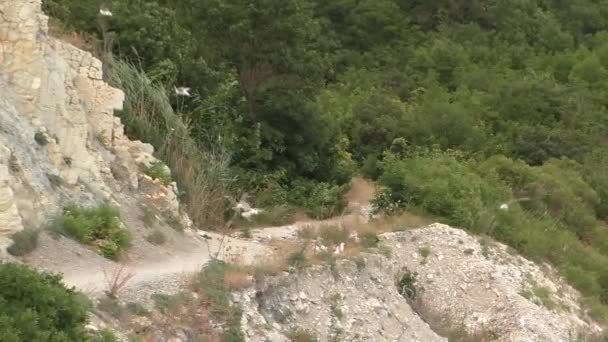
[239,224,599,341]
[0,0,188,249]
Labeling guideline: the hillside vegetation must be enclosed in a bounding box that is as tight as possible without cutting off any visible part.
[44,0,608,321]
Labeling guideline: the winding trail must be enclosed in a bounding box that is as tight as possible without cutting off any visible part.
[62,178,374,298]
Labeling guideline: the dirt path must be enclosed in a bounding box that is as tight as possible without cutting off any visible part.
[62,231,270,297]
[63,177,374,298]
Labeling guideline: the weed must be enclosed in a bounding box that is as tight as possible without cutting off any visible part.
[144,161,172,186]
[96,131,109,148]
[478,237,491,258]
[354,256,366,270]
[145,230,167,245]
[359,231,380,248]
[34,132,48,146]
[532,286,556,310]
[151,293,186,314]
[418,246,431,258]
[97,297,124,319]
[9,153,20,173]
[224,268,252,290]
[240,226,252,239]
[126,302,150,317]
[329,294,343,320]
[398,270,417,301]
[377,244,392,258]
[140,205,157,228]
[46,173,64,187]
[7,228,40,256]
[287,249,307,270]
[297,226,317,240]
[163,211,184,232]
[418,245,431,264]
[319,225,349,246]
[287,328,319,342]
[93,328,119,342]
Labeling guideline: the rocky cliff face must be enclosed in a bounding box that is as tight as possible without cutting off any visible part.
[0,0,185,249]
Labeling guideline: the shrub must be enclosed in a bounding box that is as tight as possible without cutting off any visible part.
[34,132,48,146]
[319,226,349,246]
[7,228,39,256]
[287,250,307,270]
[359,231,380,248]
[144,161,172,186]
[145,230,167,245]
[56,204,131,260]
[287,328,319,342]
[376,151,510,229]
[126,302,150,317]
[97,297,124,319]
[398,270,417,301]
[0,263,90,341]
[151,293,180,314]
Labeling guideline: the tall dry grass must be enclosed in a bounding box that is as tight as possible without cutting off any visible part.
[105,58,233,230]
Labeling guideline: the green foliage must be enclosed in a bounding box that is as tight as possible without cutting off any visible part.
[359,231,380,248]
[377,150,608,314]
[125,302,150,317]
[56,204,131,260]
[7,229,39,256]
[144,161,172,186]
[398,270,417,301]
[106,58,233,230]
[97,297,125,319]
[0,263,90,341]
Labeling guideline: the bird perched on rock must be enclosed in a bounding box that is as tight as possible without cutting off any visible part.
[175,87,191,97]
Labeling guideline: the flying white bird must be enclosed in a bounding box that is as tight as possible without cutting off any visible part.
[175,87,191,97]
[99,8,113,16]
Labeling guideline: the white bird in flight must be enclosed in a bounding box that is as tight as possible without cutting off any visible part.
[175,87,191,97]
[99,8,113,17]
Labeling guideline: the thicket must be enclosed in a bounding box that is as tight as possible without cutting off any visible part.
[43,0,608,319]
[0,263,112,341]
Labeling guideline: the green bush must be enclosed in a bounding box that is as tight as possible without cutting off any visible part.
[375,151,510,230]
[144,161,172,186]
[0,263,90,341]
[7,228,39,256]
[359,231,380,248]
[377,150,608,316]
[56,204,131,260]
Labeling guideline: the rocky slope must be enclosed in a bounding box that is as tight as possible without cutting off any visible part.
[239,224,600,341]
[0,0,189,250]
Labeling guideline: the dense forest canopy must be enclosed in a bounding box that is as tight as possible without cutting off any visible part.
[45,0,608,320]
